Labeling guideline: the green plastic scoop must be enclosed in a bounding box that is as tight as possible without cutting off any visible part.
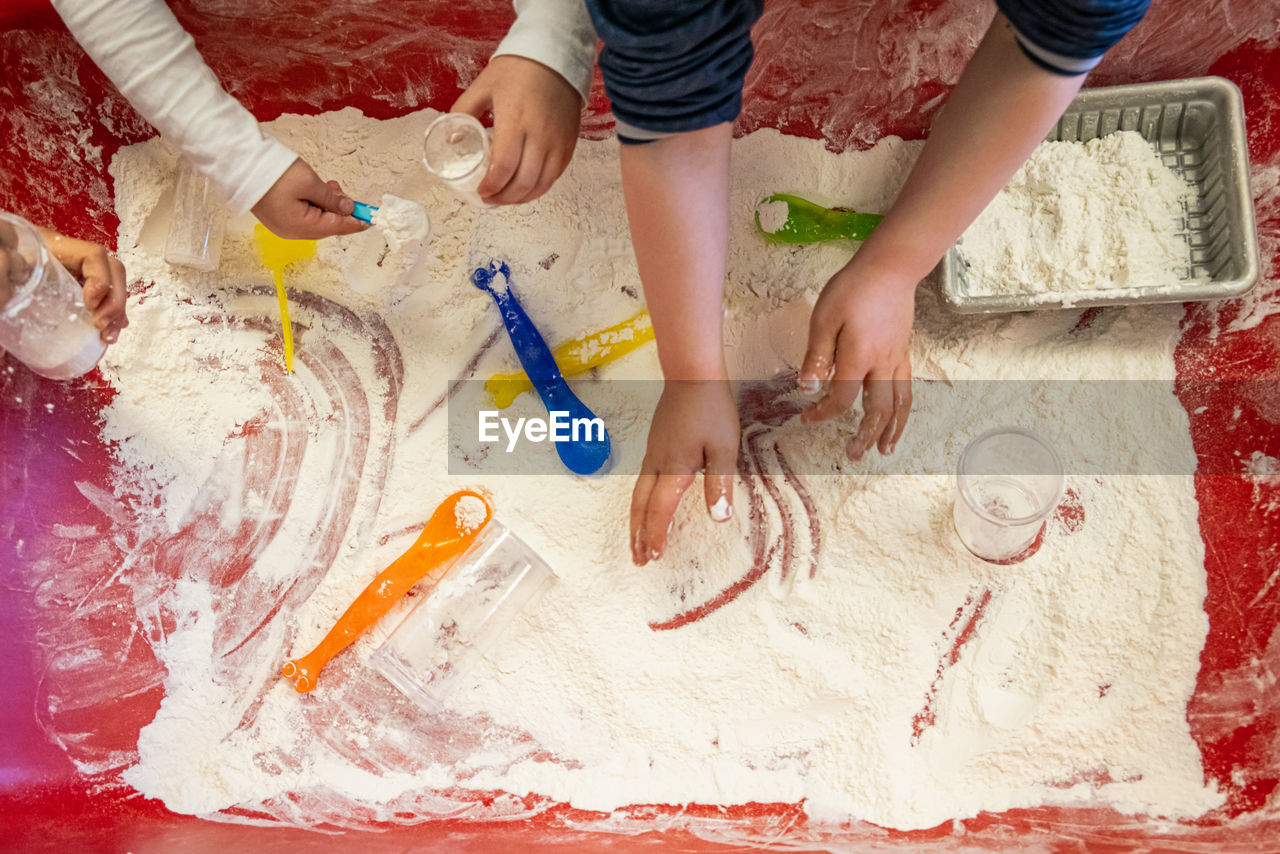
[754,192,883,244]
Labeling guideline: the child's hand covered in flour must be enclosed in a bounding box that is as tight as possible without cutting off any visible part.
[452,55,583,205]
[630,380,739,566]
[799,252,914,460]
[252,158,367,240]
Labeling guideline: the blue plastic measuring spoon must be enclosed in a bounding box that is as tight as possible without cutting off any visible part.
[352,201,378,224]
[471,261,611,475]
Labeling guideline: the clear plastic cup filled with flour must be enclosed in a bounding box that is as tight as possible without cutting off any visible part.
[0,212,107,380]
[422,112,491,206]
[164,157,225,271]
[953,427,1065,561]
[371,520,555,713]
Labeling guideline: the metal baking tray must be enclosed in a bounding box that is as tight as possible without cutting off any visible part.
[941,76,1259,314]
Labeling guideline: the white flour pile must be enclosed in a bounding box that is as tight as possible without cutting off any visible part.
[320,193,430,299]
[957,130,1194,299]
[453,494,487,533]
[90,107,1221,835]
[756,198,790,233]
[371,193,429,254]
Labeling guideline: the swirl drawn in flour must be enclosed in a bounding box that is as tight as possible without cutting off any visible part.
[649,375,822,631]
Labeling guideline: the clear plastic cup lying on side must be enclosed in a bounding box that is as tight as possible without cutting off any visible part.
[164,157,226,271]
[0,211,107,380]
[953,426,1065,562]
[422,112,491,206]
[370,520,555,713]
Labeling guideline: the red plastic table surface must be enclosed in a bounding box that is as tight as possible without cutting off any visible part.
[2,1,1278,851]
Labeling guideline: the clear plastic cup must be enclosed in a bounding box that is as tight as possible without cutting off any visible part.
[422,112,491,206]
[164,157,225,271]
[953,427,1065,561]
[0,212,107,380]
[370,520,555,713]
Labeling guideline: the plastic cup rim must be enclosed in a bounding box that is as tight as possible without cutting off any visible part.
[0,211,55,320]
[956,425,1065,527]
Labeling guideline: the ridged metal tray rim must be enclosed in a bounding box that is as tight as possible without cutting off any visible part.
[941,76,1260,314]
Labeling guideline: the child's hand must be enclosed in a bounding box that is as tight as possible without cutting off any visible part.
[452,55,582,206]
[799,258,914,459]
[630,380,739,566]
[252,158,366,240]
[0,221,28,311]
[33,227,129,345]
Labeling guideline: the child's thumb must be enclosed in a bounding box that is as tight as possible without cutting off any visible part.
[304,176,355,216]
[451,84,493,120]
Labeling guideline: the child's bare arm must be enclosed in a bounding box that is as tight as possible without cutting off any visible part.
[620,124,739,565]
[800,14,1087,457]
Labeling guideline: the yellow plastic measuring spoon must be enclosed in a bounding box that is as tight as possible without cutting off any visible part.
[484,310,655,409]
[253,224,316,373]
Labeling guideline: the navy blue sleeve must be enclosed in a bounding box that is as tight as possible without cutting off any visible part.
[996,0,1151,75]
[584,0,765,140]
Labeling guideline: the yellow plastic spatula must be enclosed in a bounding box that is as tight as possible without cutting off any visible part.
[253,224,316,372]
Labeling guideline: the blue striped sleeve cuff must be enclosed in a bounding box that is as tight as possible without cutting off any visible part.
[997,0,1150,75]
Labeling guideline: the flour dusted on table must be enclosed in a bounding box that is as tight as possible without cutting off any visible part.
[958,130,1194,296]
[93,108,1221,834]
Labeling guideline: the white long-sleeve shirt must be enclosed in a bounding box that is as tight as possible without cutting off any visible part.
[496,0,597,104]
[53,0,597,214]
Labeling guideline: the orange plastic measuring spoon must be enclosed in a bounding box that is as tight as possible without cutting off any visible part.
[281,489,493,693]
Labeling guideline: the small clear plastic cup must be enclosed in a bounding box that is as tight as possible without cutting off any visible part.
[164,157,225,271]
[0,212,107,380]
[370,520,555,713]
[422,112,491,206]
[953,427,1065,561]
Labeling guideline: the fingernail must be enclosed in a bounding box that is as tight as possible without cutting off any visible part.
[710,495,732,522]
[798,376,820,393]
[889,442,896,455]
[104,330,119,344]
